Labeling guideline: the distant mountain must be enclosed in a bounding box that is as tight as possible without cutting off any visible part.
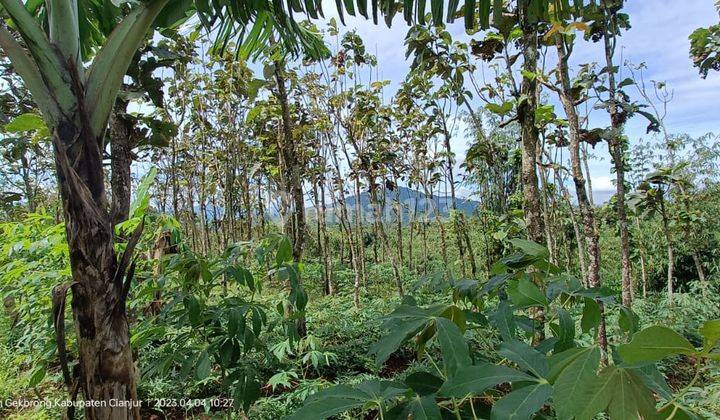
[306,185,479,223]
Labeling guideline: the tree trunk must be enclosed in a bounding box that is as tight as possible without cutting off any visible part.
[408,202,416,273]
[441,123,470,277]
[421,180,449,273]
[273,59,306,336]
[602,12,633,307]
[369,178,403,296]
[461,215,478,278]
[146,232,169,316]
[109,101,134,227]
[519,1,545,345]
[329,141,362,306]
[518,4,545,244]
[659,193,674,303]
[317,177,333,295]
[353,177,367,285]
[53,120,140,419]
[20,153,36,212]
[555,34,608,355]
[546,151,589,284]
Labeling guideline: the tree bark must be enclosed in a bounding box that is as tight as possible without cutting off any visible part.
[109,101,135,227]
[518,2,545,245]
[555,34,608,355]
[53,119,140,419]
[659,192,674,303]
[273,59,306,336]
[518,0,545,345]
[20,152,36,212]
[368,178,404,296]
[602,8,633,307]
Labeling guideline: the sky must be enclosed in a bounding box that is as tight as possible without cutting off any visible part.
[302,0,720,202]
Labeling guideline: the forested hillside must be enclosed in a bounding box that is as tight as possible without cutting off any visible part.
[1,0,720,419]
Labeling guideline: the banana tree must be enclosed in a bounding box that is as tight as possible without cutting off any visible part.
[0,0,332,417]
[0,1,185,418]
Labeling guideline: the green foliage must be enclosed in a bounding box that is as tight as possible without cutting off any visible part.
[290,241,719,419]
[690,24,720,78]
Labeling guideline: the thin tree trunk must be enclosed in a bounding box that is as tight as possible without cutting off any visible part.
[393,176,404,266]
[555,33,608,355]
[602,10,633,307]
[659,193,674,303]
[422,181,449,273]
[273,58,306,336]
[20,153,36,212]
[369,178,403,296]
[440,122,469,277]
[461,215,478,278]
[329,143,361,306]
[353,177,367,286]
[109,101,134,226]
[317,177,333,295]
[408,195,417,272]
[635,218,648,298]
[519,1,545,345]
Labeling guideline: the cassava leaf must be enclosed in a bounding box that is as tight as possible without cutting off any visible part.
[618,326,696,364]
[439,363,536,397]
[490,383,552,420]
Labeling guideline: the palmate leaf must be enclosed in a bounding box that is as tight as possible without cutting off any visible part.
[580,297,601,333]
[575,366,657,420]
[552,346,600,420]
[498,339,549,378]
[371,303,463,367]
[490,383,552,420]
[285,385,366,420]
[635,364,672,401]
[370,304,438,366]
[406,395,442,420]
[491,299,517,341]
[509,238,549,258]
[435,317,471,377]
[286,379,408,420]
[507,276,548,308]
[552,307,575,352]
[547,347,589,383]
[439,363,536,397]
[699,319,720,352]
[404,371,444,396]
[618,326,696,364]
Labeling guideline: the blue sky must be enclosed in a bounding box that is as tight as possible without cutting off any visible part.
[309,0,720,201]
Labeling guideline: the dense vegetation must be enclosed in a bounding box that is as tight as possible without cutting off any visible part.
[1,0,719,419]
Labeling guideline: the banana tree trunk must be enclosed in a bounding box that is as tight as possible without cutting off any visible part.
[0,1,170,416]
[54,122,140,419]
